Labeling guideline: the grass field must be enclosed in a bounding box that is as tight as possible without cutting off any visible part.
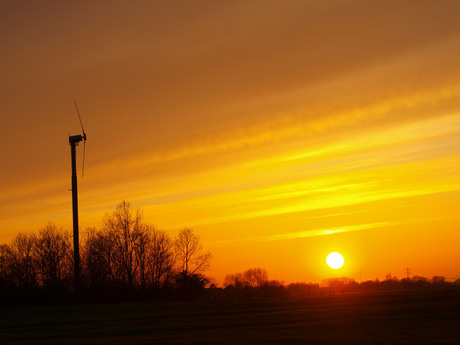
[1,289,459,344]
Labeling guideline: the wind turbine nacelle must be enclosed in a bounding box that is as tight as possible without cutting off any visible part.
[69,134,85,145]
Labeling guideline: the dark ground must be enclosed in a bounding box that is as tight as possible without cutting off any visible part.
[1,289,459,344]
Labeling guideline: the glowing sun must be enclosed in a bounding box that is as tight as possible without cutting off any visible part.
[326,252,344,269]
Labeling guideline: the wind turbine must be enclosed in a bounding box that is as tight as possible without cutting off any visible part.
[69,100,87,290]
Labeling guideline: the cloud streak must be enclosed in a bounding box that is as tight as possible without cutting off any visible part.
[208,221,405,247]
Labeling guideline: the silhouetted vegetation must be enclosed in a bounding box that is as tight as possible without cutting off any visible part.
[219,269,460,300]
[0,201,213,305]
[1,201,459,307]
[223,267,285,298]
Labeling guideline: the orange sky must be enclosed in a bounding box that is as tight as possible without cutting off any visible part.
[1,0,460,284]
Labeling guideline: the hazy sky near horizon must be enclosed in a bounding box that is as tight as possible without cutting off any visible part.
[2,0,460,283]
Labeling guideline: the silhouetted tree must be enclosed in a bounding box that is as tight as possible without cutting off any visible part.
[0,244,12,283]
[411,275,429,288]
[0,201,220,304]
[103,201,147,287]
[34,223,72,290]
[224,272,245,288]
[174,272,208,300]
[135,225,152,289]
[224,268,268,288]
[148,228,175,289]
[322,277,357,294]
[431,276,446,285]
[174,228,212,275]
[244,267,268,287]
[81,227,116,288]
[8,233,38,289]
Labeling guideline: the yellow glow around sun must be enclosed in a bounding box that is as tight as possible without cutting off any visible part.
[326,252,344,269]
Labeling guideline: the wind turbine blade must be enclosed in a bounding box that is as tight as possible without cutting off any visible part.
[82,139,86,178]
[74,99,85,134]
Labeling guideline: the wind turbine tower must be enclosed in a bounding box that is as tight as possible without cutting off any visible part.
[69,100,87,290]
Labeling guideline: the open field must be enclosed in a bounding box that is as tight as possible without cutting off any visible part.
[1,290,459,344]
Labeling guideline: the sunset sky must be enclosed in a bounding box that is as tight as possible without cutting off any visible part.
[2,0,460,284]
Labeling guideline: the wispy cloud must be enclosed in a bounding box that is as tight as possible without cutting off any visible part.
[208,221,404,247]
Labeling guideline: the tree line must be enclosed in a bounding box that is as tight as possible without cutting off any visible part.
[2,201,459,305]
[217,272,460,299]
[0,201,212,305]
